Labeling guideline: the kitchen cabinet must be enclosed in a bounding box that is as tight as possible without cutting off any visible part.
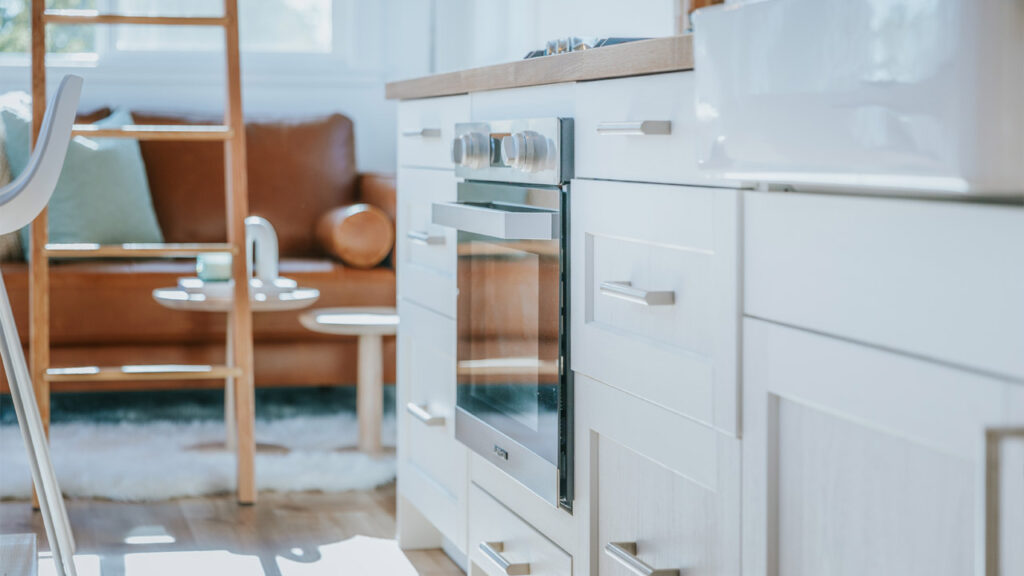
[742,318,1024,576]
[394,63,1024,576]
[396,96,468,555]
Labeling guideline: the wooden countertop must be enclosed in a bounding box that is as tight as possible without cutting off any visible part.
[385,35,693,100]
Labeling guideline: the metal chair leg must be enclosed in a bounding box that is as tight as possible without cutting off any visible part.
[0,270,77,576]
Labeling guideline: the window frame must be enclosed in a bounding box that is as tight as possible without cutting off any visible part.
[0,0,375,87]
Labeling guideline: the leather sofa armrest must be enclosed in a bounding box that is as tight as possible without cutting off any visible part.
[316,203,395,269]
[354,173,396,222]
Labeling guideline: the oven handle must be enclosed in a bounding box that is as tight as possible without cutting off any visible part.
[431,201,560,240]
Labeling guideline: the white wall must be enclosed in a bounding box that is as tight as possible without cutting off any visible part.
[433,0,679,73]
[0,0,675,173]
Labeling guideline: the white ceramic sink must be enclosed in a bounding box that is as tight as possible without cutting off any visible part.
[692,0,1024,196]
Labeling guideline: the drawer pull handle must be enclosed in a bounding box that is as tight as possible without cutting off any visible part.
[605,542,679,576]
[401,128,442,138]
[480,541,530,576]
[596,121,672,136]
[406,230,445,245]
[599,281,675,307]
[406,403,445,426]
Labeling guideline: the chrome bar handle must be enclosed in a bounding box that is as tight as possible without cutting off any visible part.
[406,403,445,426]
[604,542,679,576]
[401,128,441,138]
[596,121,672,136]
[479,542,530,576]
[599,281,675,307]
[406,230,445,245]
[985,427,1024,576]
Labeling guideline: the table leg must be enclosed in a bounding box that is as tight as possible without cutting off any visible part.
[357,334,383,454]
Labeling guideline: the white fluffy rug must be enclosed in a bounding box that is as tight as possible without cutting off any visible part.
[0,414,396,501]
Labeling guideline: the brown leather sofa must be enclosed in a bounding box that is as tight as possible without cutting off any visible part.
[0,111,395,393]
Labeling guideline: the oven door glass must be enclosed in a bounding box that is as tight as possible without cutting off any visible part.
[456,228,562,465]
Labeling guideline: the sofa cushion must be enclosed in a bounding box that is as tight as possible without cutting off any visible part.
[133,112,358,258]
[3,106,164,256]
[1,258,395,346]
[0,118,19,261]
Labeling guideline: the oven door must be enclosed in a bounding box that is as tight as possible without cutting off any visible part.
[432,181,568,507]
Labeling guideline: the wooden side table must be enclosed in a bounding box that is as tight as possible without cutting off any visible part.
[299,307,399,454]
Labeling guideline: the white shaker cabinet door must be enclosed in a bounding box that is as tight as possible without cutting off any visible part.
[396,298,467,553]
[742,318,1023,576]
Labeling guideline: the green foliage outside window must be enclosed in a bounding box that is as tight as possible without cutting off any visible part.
[0,0,97,54]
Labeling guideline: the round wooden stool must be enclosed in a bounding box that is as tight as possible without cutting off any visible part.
[299,307,399,453]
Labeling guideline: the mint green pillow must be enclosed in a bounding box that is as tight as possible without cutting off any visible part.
[1,105,164,257]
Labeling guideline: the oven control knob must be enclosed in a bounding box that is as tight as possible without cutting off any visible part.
[451,132,489,169]
[501,131,549,173]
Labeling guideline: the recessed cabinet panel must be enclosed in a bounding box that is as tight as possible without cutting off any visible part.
[398,95,469,169]
[776,399,972,576]
[572,178,740,434]
[743,318,1020,576]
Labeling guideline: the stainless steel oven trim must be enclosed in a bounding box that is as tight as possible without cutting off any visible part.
[453,118,573,187]
[456,406,560,506]
[431,201,560,240]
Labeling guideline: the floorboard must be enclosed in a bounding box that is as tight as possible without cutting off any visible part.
[0,483,462,576]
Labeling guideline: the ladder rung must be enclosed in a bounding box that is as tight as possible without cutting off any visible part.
[46,365,242,383]
[44,9,228,27]
[72,124,233,141]
[46,243,237,259]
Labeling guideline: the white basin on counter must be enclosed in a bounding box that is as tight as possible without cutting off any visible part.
[692,0,1024,196]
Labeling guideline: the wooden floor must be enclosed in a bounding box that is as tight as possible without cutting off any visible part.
[0,484,463,576]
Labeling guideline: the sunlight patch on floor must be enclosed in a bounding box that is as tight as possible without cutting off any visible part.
[277,536,419,576]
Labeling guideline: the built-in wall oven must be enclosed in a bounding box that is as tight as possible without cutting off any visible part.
[432,118,573,511]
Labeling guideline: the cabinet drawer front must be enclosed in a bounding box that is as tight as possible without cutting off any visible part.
[398,263,456,319]
[575,373,740,576]
[398,300,462,506]
[576,72,734,187]
[597,435,740,576]
[745,191,1024,381]
[397,168,457,276]
[571,179,740,433]
[398,95,468,169]
[743,319,1022,576]
[469,484,572,576]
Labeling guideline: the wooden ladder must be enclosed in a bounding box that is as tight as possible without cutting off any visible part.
[29,1,257,504]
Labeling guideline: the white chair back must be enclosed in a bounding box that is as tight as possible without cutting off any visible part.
[0,74,83,235]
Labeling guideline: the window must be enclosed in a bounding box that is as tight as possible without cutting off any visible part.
[0,0,334,57]
[0,0,98,54]
[112,0,333,54]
